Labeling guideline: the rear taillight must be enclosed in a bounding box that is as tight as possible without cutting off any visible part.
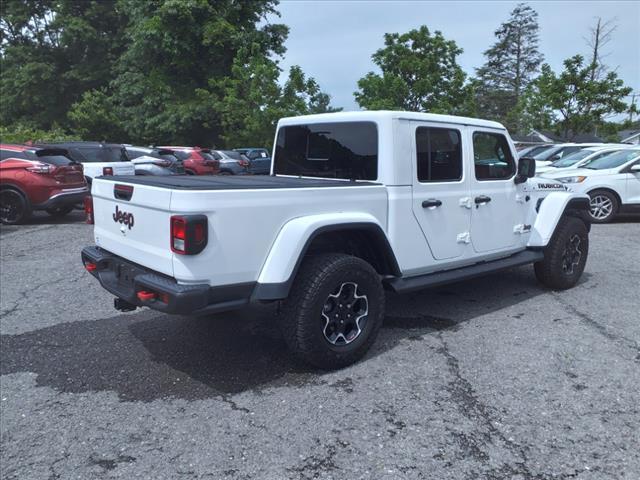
[26,163,53,174]
[170,215,208,255]
[103,167,113,175]
[237,159,249,167]
[84,196,94,224]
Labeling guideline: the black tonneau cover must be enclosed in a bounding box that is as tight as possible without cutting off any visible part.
[100,175,379,190]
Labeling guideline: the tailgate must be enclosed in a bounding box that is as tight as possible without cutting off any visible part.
[113,162,136,175]
[91,178,174,276]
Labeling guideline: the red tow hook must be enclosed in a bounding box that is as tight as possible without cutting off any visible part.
[85,262,97,272]
[136,290,157,301]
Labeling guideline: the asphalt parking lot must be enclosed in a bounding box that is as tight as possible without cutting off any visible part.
[1,212,639,480]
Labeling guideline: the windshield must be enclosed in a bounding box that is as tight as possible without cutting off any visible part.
[533,146,563,160]
[552,149,593,167]
[520,145,552,158]
[584,150,640,170]
[273,122,378,180]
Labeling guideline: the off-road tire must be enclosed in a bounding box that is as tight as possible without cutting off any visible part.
[46,206,74,217]
[0,188,31,225]
[279,253,385,369]
[534,216,589,290]
[587,189,619,224]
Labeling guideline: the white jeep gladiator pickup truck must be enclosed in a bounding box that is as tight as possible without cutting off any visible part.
[82,111,591,369]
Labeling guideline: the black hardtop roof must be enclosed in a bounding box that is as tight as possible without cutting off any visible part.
[38,141,124,148]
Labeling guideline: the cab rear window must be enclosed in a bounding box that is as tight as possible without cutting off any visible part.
[274,122,378,180]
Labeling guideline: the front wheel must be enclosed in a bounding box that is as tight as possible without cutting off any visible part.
[588,189,618,223]
[279,253,385,369]
[0,189,30,224]
[534,216,589,290]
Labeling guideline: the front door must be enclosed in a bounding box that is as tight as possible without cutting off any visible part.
[625,160,640,204]
[469,130,519,253]
[411,122,471,260]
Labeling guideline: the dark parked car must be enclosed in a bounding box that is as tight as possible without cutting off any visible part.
[0,144,88,224]
[124,146,185,175]
[234,148,271,175]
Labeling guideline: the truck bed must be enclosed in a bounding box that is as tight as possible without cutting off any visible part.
[104,175,379,190]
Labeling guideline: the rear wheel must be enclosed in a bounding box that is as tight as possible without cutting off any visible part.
[587,189,618,223]
[46,205,74,218]
[279,253,385,369]
[534,216,589,290]
[0,189,30,225]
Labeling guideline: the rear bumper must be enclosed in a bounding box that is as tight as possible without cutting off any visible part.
[34,187,89,210]
[81,246,254,315]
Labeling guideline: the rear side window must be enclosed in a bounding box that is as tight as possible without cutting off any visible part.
[0,149,26,160]
[472,132,515,180]
[76,146,127,162]
[274,122,378,180]
[416,127,462,182]
[172,151,191,161]
[1,149,71,165]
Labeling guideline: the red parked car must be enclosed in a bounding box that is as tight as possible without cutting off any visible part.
[158,146,220,175]
[0,144,88,224]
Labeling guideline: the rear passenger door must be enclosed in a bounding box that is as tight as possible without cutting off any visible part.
[411,122,471,260]
[468,130,519,253]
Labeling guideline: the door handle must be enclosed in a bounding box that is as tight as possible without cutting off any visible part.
[474,195,492,205]
[422,199,442,208]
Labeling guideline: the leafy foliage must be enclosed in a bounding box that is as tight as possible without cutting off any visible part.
[474,3,543,131]
[1,0,337,147]
[533,55,632,138]
[354,26,474,115]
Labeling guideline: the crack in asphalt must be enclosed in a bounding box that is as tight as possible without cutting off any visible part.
[552,293,640,359]
[437,332,544,479]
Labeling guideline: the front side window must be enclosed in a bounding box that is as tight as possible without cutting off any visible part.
[472,132,515,180]
[274,122,378,180]
[416,127,462,182]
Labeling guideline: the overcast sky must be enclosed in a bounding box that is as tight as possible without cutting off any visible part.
[267,1,640,114]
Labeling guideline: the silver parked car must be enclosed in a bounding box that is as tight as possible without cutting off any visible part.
[125,146,185,175]
[212,150,250,175]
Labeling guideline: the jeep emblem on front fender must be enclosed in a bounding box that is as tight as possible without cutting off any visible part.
[113,205,134,230]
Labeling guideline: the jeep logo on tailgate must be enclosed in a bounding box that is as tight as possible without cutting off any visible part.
[113,205,134,229]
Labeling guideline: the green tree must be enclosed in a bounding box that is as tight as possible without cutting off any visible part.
[354,26,473,115]
[0,0,126,129]
[111,0,290,145]
[534,55,632,138]
[475,3,543,131]
[67,88,127,141]
[214,46,339,148]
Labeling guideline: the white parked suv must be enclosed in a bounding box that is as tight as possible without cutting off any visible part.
[536,145,631,175]
[541,147,640,223]
[82,111,591,369]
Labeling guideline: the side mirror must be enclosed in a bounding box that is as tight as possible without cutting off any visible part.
[630,164,640,172]
[515,157,536,184]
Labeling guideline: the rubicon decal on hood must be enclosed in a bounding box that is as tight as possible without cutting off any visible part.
[535,182,568,191]
[113,205,134,229]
